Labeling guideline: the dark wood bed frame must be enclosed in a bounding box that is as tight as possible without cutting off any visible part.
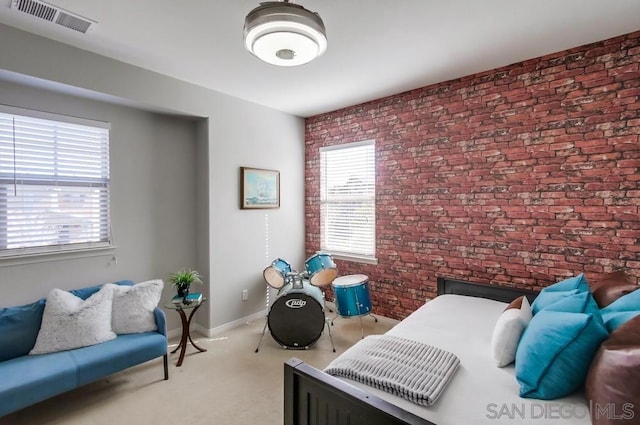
[284,276,539,425]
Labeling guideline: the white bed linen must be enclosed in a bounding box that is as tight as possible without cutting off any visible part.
[341,295,591,425]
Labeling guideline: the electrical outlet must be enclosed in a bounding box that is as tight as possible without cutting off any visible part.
[242,289,248,301]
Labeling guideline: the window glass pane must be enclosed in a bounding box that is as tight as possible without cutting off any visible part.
[320,141,375,258]
[0,109,111,256]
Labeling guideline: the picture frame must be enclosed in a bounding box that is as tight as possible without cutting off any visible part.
[240,167,280,209]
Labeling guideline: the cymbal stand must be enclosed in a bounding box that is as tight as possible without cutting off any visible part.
[254,317,269,353]
[254,282,272,353]
[325,316,336,352]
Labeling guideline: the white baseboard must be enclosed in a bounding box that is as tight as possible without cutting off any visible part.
[167,309,268,340]
[202,309,268,338]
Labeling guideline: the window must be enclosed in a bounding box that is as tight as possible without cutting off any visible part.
[320,140,376,262]
[0,106,111,258]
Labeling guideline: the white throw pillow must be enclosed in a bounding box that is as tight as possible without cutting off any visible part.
[491,296,532,367]
[30,286,116,355]
[105,279,163,334]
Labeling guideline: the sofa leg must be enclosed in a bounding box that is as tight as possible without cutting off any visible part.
[163,354,169,380]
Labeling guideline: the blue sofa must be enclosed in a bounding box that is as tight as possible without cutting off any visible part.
[0,280,168,417]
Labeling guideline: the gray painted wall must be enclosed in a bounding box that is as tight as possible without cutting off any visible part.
[0,23,306,332]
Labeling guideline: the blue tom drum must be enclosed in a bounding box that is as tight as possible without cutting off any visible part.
[305,253,338,287]
[263,258,292,289]
[332,274,372,317]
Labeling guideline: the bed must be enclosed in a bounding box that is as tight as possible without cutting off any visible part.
[284,276,592,425]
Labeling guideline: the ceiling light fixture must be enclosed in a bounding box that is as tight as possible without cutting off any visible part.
[243,0,327,67]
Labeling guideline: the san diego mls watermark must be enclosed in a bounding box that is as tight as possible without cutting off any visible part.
[486,402,635,421]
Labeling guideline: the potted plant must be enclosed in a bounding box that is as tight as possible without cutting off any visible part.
[170,269,203,298]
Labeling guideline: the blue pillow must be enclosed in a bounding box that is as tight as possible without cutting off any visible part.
[0,298,46,362]
[543,291,600,315]
[531,274,589,314]
[602,311,640,332]
[546,273,590,292]
[515,309,608,400]
[600,289,640,332]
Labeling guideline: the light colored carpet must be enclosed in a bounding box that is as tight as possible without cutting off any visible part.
[1,308,397,425]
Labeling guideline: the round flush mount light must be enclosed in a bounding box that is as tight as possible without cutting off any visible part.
[243,1,327,67]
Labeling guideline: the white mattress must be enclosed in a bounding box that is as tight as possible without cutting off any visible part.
[341,295,591,425]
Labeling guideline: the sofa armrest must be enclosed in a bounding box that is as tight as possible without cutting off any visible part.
[153,307,167,337]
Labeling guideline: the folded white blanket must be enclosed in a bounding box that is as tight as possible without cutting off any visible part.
[324,335,460,406]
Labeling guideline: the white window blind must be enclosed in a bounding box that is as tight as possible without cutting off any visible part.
[320,140,375,260]
[0,107,111,257]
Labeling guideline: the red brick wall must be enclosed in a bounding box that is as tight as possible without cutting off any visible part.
[305,32,640,320]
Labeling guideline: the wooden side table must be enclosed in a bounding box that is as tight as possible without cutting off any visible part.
[164,298,207,366]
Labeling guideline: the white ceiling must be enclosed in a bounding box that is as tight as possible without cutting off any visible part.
[1,0,640,117]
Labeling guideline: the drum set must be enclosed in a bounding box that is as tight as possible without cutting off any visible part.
[254,253,377,353]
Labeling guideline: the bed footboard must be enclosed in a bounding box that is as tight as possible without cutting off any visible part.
[284,358,434,425]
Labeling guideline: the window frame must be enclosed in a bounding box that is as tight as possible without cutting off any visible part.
[319,139,377,264]
[0,105,114,264]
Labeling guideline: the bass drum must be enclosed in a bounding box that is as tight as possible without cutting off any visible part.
[268,281,325,349]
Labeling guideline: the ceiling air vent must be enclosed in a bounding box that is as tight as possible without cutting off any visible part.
[10,0,96,33]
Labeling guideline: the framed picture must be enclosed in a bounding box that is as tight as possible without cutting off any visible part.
[240,167,280,209]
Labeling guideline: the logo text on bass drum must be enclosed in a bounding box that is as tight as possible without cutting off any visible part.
[285,298,307,308]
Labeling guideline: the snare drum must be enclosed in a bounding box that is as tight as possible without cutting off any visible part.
[305,253,338,287]
[332,274,372,317]
[268,281,325,349]
[263,258,292,289]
